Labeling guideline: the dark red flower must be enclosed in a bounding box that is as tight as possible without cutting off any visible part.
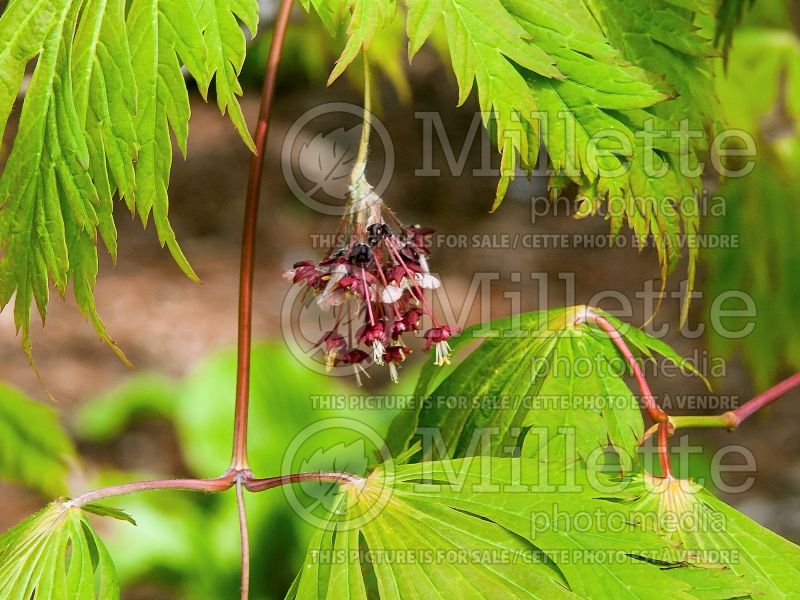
[337,349,370,365]
[402,307,424,331]
[318,330,346,352]
[404,226,434,252]
[384,345,410,363]
[424,326,454,349]
[357,322,385,346]
[283,195,455,383]
[285,260,320,287]
[389,318,408,340]
[424,326,458,366]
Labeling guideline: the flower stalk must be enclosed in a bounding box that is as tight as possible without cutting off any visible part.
[230,0,294,472]
[283,53,457,384]
[575,307,673,476]
[641,371,800,437]
[66,470,363,507]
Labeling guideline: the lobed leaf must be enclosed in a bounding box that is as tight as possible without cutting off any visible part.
[387,307,696,466]
[0,501,128,599]
[288,457,752,599]
[399,0,719,293]
[0,0,259,361]
[199,0,259,150]
[613,472,800,597]
[329,0,397,84]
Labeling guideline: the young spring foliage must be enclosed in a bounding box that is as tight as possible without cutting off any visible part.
[302,0,725,309]
[620,473,800,596]
[285,306,800,599]
[0,501,133,599]
[2,3,799,600]
[385,306,701,465]
[71,344,391,597]
[0,0,751,357]
[288,457,783,599]
[0,0,258,361]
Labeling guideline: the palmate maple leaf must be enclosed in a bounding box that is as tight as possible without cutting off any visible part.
[0,501,133,598]
[303,0,721,316]
[0,0,259,363]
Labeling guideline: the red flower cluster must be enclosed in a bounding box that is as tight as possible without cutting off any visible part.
[284,200,457,383]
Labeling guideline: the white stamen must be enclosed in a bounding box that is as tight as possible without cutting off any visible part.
[353,363,370,386]
[372,340,386,365]
[388,362,399,383]
[434,340,452,366]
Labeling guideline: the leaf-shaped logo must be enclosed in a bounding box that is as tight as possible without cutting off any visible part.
[297,125,362,199]
[297,439,370,510]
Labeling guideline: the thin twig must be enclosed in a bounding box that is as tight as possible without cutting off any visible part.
[726,371,800,427]
[66,472,237,508]
[236,478,251,600]
[350,51,373,189]
[575,307,672,477]
[245,471,364,493]
[577,309,669,423]
[231,0,295,471]
[642,372,800,437]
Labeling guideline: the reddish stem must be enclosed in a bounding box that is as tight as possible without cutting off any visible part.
[362,266,376,325]
[67,470,362,507]
[657,422,673,478]
[67,472,236,508]
[231,0,294,471]
[726,372,800,428]
[577,308,672,478]
[244,472,364,492]
[580,311,668,423]
[236,479,251,600]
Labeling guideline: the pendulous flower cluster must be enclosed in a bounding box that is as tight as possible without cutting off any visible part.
[284,190,457,384]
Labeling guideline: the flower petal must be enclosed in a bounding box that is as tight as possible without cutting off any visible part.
[416,273,441,289]
[382,284,404,303]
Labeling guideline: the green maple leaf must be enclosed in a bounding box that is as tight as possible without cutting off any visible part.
[397,0,716,305]
[407,0,560,201]
[329,0,397,83]
[199,0,259,150]
[289,458,751,599]
[0,0,259,362]
[386,306,703,467]
[0,502,131,599]
[301,0,347,36]
[616,472,800,597]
